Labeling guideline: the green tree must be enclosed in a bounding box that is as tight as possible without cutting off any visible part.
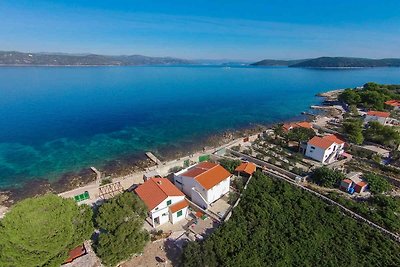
[95,192,149,267]
[360,90,388,110]
[273,123,285,138]
[0,194,93,267]
[364,173,392,194]
[287,127,316,150]
[310,167,345,188]
[364,121,400,148]
[338,89,361,105]
[342,118,364,145]
[349,104,359,116]
[219,159,241,173]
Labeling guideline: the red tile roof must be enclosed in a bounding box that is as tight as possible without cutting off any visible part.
[64,245,86,264]
[235,162,257,175]
[308,136,335,150]
[283,121,312,132]
[296,121,313,129]
[385,100,400,107]
[308,134,345,149]
[367,110,390,118]
[356,181,368,187]
[135,178,184,211]
[324,134,345,145]
[169,199,189,213]
[342,179,353,184]
[180,162,231,190]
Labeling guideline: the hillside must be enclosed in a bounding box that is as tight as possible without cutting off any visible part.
[0,51,192,66]
[251,57,400,67]
[290,57,400,68]
[250,59,307,66]
[183,172,400,266]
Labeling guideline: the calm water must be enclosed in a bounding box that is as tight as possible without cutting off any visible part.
[0,66,399,188]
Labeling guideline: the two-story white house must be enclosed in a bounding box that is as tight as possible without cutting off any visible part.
[135,177,189,228]
[174,162,231,209]
[305,134,345,164]
[364,111,390,125]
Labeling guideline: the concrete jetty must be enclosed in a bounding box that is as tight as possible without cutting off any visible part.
[145,152,162,165]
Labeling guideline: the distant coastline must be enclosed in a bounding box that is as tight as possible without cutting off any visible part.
[252,57,400,68]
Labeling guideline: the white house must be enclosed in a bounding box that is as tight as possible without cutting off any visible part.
[305,134,345,164]
[135,177,189,228]
[174,162,231,209]
[364,111,390,125]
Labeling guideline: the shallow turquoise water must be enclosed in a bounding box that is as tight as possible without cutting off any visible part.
[0,66,399,188]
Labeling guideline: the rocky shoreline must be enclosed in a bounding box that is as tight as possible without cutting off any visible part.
[0,123,270,207]
[0,86,336,207]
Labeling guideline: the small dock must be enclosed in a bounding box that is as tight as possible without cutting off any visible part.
[90,167,102,180]
[145,152,162,165]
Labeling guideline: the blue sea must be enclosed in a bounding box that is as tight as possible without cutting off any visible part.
[1,66,400,188]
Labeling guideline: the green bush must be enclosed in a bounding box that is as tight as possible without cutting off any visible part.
[0,194,93,267]
[310,167,345,188]
[94,192,149,266]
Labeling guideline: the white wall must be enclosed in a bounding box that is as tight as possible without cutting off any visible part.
[170,206,188,224]
[365,115,387,125]
[174,173,231,207]
[305,142,344,164]
[206,177,230,204]
[149,195,185,227]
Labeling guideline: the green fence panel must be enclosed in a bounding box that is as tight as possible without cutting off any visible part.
[199,155,210,162]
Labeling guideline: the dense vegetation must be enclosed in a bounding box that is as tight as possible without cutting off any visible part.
[287,127,316,147]
[0,51,191,66]
[364,121,400,149]
[290,57,400,68]
[364,173,393,194]
[94,192,149,267]
[0,194,93,267]
[329,193,400,233]
[339,82,400,110]
[182,172,400,266]
[310,167,345,188]
[342,118,364,144]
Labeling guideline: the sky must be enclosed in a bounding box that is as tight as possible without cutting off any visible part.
[0,0,399,60]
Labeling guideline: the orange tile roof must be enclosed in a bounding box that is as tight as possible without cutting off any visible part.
[235,162,257,175]
[283,123,294,131]
[64,245,86,264]
[169,199,189,213]
[180,162,231,190]
[385,100,400,107]
[296,121,312,129]
[342,179,353,184]
[135,178,184,211]
[356,181,368,187]
[308,134,345,149]
[367,110,390,118]
[324,134,346,145]
[308,136,335,150]
[283,121,312,132]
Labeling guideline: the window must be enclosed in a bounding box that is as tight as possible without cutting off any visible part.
[310,146,315,150]
[177,210,183,217]
[167,200,172,206]
[175,180,182,185]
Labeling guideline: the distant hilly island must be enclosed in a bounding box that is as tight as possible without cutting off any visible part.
[0,51,193,66]
[1,51,400,67]
[251,57,400,68]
